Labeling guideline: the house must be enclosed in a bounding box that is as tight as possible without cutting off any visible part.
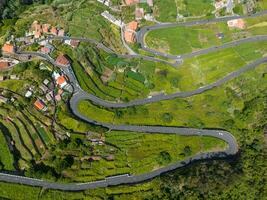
[42,24,51,33]
[10,75,18,80]
[43,79,50,85]
[56,75,68,88]
[135,8,144,20]
[46,92,53,101]
[65,39,80,48]
[214,0,226,10]
[125,0,138,6]
[58,29,65,37]
[124,31,136,43]
[55,94,62,101]
[227,19,246,29]
[55,55,70,67]
[147,0,153,6]
[126,21,138,31]
[0,61,10,69]
[40,46,51,54]
[34,31,42,39]
[34,99,47,111]
[2,43,15,53]
[39,84,49,93]
[50,27,58,35]
[216,32,224,39]
[25,90,33,98]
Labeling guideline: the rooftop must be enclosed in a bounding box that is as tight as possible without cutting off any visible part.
[56,55,70,66]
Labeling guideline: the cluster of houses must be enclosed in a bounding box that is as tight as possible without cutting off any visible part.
[26,21,65,39]
[29,69,72,112]
[124,21,139,43]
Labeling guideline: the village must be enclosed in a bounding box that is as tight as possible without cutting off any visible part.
[0,20,81,113]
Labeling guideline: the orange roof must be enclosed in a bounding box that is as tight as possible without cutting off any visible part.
[125,0,138,5]
[42,24,51,33]
[127,21,138,31]
[34,100,45,110]
[0,61,9,69]
[124,31,136,43]
[2,43,15,53]
[56,55,70,66]
[50,27,58,35]
[56,75,66,85]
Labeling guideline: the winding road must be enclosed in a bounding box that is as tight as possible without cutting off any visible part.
[137,10,267,59]
[0,10,267,191]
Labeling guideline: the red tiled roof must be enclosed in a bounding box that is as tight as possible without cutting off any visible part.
[34,100,45,110]
[0,61,9,69]
[56,55,70,66]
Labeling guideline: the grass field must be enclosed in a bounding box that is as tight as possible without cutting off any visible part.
[145,14,267,55]
[0,128,14,170]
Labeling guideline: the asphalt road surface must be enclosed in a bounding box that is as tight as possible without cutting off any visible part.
[1,11,267,191]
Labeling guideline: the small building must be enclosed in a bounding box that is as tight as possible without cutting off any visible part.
[55,55,70,67]
[2,43,15,54]
[10,75,18,80]
[43,79,50,85]
[50,27,58,35]
[0,61,10,69]
[58,29,65,37]
[135,8,144,20]
[64,39,80,48]
[56,75,68,88]
[124,31,136,43]
[55,94,61,101]
[34,99,47,111]
[46,92,53,101]
[39,84,49,93]
[227,19,246,29]
[25,90,33,98]
[42,24,51,33]
[125,0,138,6]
